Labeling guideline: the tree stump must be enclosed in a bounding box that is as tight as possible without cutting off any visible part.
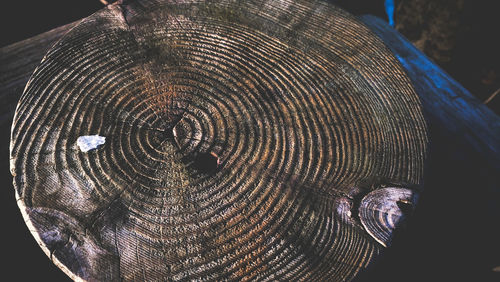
[9,0,428,280]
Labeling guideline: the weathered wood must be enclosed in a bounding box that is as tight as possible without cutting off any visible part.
[1,21,79,159]
[358,187,416,248]
[8,1,427,281]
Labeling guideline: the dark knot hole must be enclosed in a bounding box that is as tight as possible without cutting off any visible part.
[192,152,219,174]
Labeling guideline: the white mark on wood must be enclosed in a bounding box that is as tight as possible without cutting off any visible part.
[77,135,106,152]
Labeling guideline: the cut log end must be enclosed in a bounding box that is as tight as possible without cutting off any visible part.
[10,0,428,280]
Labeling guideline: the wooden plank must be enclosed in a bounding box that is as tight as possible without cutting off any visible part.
[356,15,500,281]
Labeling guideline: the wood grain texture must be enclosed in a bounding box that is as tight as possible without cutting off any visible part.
[358,187,415,248]
[1,21,79,162]
[9,1,428,281]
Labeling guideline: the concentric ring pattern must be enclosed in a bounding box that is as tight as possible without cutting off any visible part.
[10,0,428,281]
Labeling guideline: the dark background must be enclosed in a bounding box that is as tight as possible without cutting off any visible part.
[1,0,498,281]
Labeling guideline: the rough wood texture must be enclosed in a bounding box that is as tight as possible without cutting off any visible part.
[1,21,79,162]
[8,1,428,281]
[358,187,415,248]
